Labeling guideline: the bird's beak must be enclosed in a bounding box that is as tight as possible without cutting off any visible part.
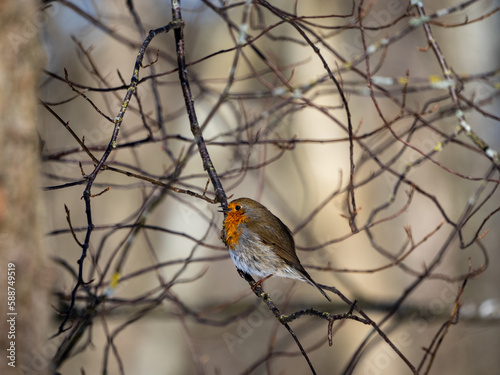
[218,205,230,213]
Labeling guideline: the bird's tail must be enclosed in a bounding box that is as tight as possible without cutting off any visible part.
[302,274,331,302]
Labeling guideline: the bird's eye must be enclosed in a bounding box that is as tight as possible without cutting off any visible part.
[235,204,241,211]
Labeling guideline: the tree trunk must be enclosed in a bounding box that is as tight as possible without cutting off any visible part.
[0,1,52,373]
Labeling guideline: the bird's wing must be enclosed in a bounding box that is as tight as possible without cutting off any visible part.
[247,214,332,302]
[247,213,303,269]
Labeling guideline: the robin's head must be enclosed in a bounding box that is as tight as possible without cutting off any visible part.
[226,197,269,221]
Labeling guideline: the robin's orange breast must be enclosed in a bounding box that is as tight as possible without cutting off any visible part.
[223,209,249,249]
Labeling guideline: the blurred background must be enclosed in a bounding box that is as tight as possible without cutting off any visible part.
[31,0,500,373]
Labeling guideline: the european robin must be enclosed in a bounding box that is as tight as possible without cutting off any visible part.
[222,197,331,302]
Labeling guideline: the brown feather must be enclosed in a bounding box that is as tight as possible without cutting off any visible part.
[242,199,331,302]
